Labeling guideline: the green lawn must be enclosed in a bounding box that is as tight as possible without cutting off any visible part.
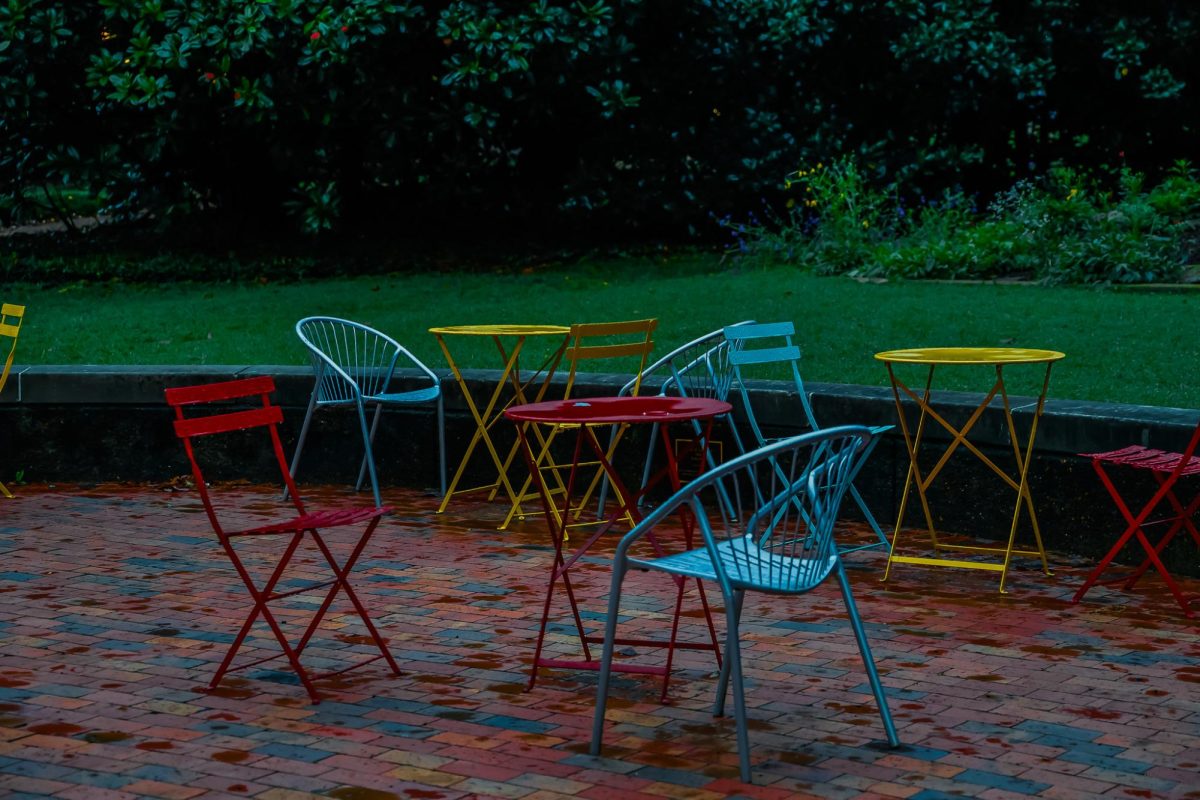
[8,255,1200,408]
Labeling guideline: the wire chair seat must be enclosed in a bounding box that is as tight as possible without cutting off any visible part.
[633,535,837,590]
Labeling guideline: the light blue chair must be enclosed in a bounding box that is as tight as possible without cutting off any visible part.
[725,321,891,553]
[589,426,899,782]
[595,321,755,518]
[289,316,446,508]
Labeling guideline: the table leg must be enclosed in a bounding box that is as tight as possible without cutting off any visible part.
[489,336,568,505]
[884,365,935,582]
[997,363,1054,592]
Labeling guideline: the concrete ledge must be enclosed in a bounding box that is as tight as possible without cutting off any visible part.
[2,365,1198,575]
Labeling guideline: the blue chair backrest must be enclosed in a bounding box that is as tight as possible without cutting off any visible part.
[724,321,821,440]
[627,426,872,594]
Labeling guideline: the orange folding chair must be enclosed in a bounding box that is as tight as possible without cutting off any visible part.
[166,376,401,701]
[501,319,657,531]
[1073,421,1200,618]
[0,302,25,499]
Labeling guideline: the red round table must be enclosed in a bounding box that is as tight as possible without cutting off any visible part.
[505,395,731,699]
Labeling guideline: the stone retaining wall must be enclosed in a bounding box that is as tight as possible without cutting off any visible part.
[2,365,1197,575]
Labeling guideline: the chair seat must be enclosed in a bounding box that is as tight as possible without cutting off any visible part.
[366,386,441,405]
[233,506,392,537]
[1083,445,1200,476]
[632,535,836,591]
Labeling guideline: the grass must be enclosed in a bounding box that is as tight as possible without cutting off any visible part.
[6,254,1200,408]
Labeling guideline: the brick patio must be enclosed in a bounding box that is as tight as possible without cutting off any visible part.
[0,483,1197,799]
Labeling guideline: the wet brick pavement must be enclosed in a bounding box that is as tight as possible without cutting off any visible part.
[0,483,1197,799]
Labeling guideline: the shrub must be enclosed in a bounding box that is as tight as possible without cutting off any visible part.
[734,159,1194,285]
[3,2,1199,243]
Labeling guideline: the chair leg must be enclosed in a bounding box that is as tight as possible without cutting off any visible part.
[713,588,744,717]
[355,402,383,508]
[436,393,447,498]
[356,403,384,491]
[589,555,630,756]
[845,435,890,550]
[841,484,889,552]
[284,390,320,501]
[721,598,753,783]
[835,563,900,747]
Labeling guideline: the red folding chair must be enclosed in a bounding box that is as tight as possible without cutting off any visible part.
[166,376,401,702]
[1073,421,1200,618]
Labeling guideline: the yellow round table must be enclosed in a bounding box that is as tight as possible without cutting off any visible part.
[430,324,571,514]
[874,346,1066,592]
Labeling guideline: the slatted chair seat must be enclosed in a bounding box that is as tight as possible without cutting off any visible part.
[1084,445,1200,475]
[635,537,837,588]
[1073,422,1200,618]
[233,507,390,537]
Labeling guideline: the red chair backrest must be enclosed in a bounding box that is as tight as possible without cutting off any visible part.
[166,376,304,534]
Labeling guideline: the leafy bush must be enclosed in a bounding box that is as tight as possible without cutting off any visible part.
[735,159,1198,285]
[3,1,1199,243]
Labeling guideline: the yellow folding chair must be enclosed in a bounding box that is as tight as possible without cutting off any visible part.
[0,303,26,499]
[502,319,657,531]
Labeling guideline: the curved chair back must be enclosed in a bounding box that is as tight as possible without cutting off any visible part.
[615,320,754,402]
[297,317,406,405]
[623,425,869,594]
[597,321,755,517]
[291,316,445,506]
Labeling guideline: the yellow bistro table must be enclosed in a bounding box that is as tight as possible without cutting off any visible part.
[430,324,571,515]
[875,347,1065,592]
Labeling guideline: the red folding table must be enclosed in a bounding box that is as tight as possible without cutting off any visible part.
[505,395,729,701]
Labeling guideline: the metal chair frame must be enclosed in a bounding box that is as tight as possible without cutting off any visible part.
[596,321,755,518]
[725,321,890,553]
[1074,427,1200,618]
[166,375,400,703]
[0,302,25,499]
[291,316,446,508]
[589,426,900,782]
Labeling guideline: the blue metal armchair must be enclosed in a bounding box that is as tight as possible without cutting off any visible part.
[290,316,446,508]
[589,426,899,782]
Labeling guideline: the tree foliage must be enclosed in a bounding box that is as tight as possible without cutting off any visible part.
[2,0,1196,240]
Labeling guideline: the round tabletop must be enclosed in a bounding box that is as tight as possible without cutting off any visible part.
[429,324,570,337]
[505,395,732,425]
[875,347,1065,365]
